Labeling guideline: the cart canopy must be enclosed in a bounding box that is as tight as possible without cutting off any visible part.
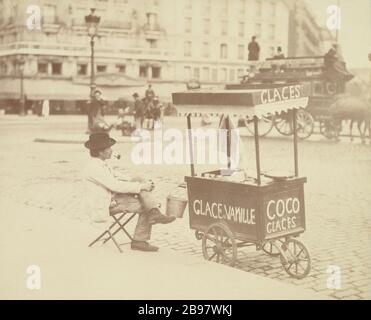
[172,83,310,119]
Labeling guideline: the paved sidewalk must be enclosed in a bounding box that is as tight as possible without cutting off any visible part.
[0,198,328,300]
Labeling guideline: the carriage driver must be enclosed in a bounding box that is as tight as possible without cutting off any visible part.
[82,132,176,252]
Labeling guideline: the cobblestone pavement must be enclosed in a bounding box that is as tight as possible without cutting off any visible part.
[0,115,370,300]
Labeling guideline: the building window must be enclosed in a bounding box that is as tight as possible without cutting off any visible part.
[184,41,192,57]
[255,23,262,37]
[270,2,276,17]
[221,20,228,36]
[238,45,245,60]
[146,13,158,30]
[44,4,57,24]
[51,62,62,75]
[220,44,228,59]
[202,42,210,58]
[204,19,210,35]
[140,66,148,78]
[77,64,87,75]
[229,69,235,82]
[146,39,158,48]
[0,62,7,75]
[116,64,126,73]
[97,65,107,73]
[237,68,244,78]
[185,0,192,10]
[184,66,191,81]
[222,0,228,14]
[203,0,211,14]
[270,46,275,57]
[202,67,210,81]
[193,67,200,80]
[185,17,191,33]
[38,62,48,74]
[269,24,275,40]
[238,22,245,37]
[239,0,245,14]
[212,68,218,82]
[255,0,262,16]
[152,66,161,79]
[220,68,227,82]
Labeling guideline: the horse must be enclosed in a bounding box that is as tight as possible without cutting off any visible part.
[329,95,371,144]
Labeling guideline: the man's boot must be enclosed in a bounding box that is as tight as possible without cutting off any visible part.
[148,208,176,225]
[131,241,159,252]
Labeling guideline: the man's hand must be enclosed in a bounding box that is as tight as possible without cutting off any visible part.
[140,181,155,192]
[131,176,145,183]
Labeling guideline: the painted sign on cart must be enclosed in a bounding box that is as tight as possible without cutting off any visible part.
[263,188,305,237]
[188,187,258,239]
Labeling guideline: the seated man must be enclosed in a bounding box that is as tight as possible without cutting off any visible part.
[82,132,175,252]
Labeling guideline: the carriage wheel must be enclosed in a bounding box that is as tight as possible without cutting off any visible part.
[320,119,341,140]
[246,116,274,137]
[279,239,311,279]
[274,110,314,139]
[262,239,285,257]
[296,110,314,139]
[274,112,293,136]
[202,223,237,267]
[195,230,203,240]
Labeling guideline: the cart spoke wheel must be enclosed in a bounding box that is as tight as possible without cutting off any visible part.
[274,112,293,136]
[280,239,311,279]
[246,116,274,137]
[296,110,314,140]
[202,223,237,267]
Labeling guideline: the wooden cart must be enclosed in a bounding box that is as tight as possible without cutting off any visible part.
[172,84,312,279]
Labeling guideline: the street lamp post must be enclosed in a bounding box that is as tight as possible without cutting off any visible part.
[85,8,100,133]
[18,58,25,116]
[85,8,100,99]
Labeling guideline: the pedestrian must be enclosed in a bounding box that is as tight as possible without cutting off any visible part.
[82,132,176,252]
[152,96,163,129]
[248,36,260,61]
[144,98,156,130]
[133,92,145,130]
[42,99,50,119]
[273,46,285,59]
[145,84,155,102]
[89,89,112,133]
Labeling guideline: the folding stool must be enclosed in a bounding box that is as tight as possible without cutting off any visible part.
[88,211,137,253]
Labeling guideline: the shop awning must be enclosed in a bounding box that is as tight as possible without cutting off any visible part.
[172,83,310,119]
[0,78,146,101]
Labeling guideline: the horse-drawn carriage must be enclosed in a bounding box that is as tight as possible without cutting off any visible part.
[228,56,359,140]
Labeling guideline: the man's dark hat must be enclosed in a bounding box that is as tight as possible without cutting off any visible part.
[132,92,139,98]
[94,89,102,95]
[84,133,116,150]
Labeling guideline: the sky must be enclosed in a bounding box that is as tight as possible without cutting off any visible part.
[307,0,371,69]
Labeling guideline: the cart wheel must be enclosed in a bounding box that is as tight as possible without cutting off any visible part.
[279,239,311,279]
[274,112,293,136]
[262,239,285,257]
[296,110,314,140]
[274,110,313,139]
[195,230,203,240]
[202,223,237,267]
[246,116,274,137]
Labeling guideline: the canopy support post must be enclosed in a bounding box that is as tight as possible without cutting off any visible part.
[253,116,261,185]
[293,109,299,177]
[187,113,195,177]
[226,115,231,170]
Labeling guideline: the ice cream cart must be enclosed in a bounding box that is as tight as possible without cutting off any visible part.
[172,84,312,279]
